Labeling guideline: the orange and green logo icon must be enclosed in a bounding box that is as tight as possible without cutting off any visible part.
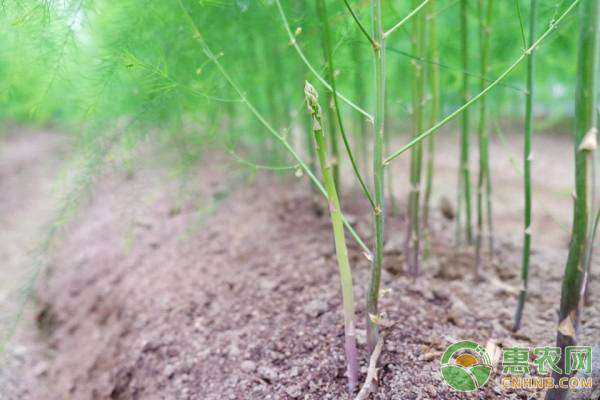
[440,340,493,392]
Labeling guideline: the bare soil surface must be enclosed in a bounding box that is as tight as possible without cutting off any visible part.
[1,129,598,399]
[0,129,68,399]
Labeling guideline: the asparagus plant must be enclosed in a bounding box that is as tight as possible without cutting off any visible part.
[514,0,537,332]
[475,0,494,278]
[366,0,386,355]
[457,0,473,245]
[423,0,440,258]
[315,1,341,192]
[546,1,599,398]
[406,0,426,277]
[383,1,582,165]
[178,0,371,256]
[304,81,359,392]
[315,0,375,209]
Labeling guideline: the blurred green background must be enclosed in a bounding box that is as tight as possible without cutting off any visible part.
[0,0,579,157]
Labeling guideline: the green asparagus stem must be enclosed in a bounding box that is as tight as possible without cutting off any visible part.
[366,0,386,355]
[423,0,440,258]
[514,0,537,332]
[458,0,473,245]
[406,0,426,278]
[304,81,359,392]
[546,1,599,398]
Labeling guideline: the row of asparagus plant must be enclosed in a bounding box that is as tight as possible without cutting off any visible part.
[3,0,597,396]
[286,1,595,396]
[280,0,597,398]
[30,0,588,394]
[295,1,598,396]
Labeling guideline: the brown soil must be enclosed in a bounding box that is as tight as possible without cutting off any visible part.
[1,129,598,400]
[0,129,68,399]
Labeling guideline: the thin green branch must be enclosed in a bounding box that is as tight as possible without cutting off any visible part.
[383,0,431,39]
[342,0,376,49]
[382,44,526,94]
[225,145,300,171]
[383,0,582,166]
[274,0,374,123]
[428,0,459,19]
[515,0,528,50]
[122,50,241,103]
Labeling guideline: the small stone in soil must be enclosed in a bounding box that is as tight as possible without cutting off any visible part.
[240,360,257,373]
[257,366,279,383]
[303,299,328,318]
[285,385,303,399]
[163,364,176,378]
[419,351,441,362]
[431,287,450,301]
[356,329,367,345]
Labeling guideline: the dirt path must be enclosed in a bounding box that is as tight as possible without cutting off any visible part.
[0,129,597,399]
[0,129,68,398]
